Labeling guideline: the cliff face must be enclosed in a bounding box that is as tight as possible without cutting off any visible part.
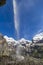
[0,33,8,56]
[0,34,43,65]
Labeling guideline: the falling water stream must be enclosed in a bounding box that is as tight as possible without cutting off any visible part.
[13,0,19,39]
[13,0,24,61]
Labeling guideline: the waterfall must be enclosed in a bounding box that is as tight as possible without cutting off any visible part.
[13,0,24,61]
[13,0,19,39]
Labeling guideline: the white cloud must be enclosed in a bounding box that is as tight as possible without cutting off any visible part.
[37,29,43,34]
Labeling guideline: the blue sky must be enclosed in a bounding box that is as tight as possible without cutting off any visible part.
[0,0,43,40]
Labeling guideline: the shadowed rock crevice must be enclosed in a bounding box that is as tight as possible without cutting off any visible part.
[0,0,6,6]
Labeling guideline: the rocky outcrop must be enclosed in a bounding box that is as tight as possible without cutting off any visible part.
[0,33,9,56]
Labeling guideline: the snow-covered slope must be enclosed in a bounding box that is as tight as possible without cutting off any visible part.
[19,38,31,43]
[19,38,32,45]
[4,36,31,46]
[33,32,43,43]
[4,36,16,42]
[4,36,17,45]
